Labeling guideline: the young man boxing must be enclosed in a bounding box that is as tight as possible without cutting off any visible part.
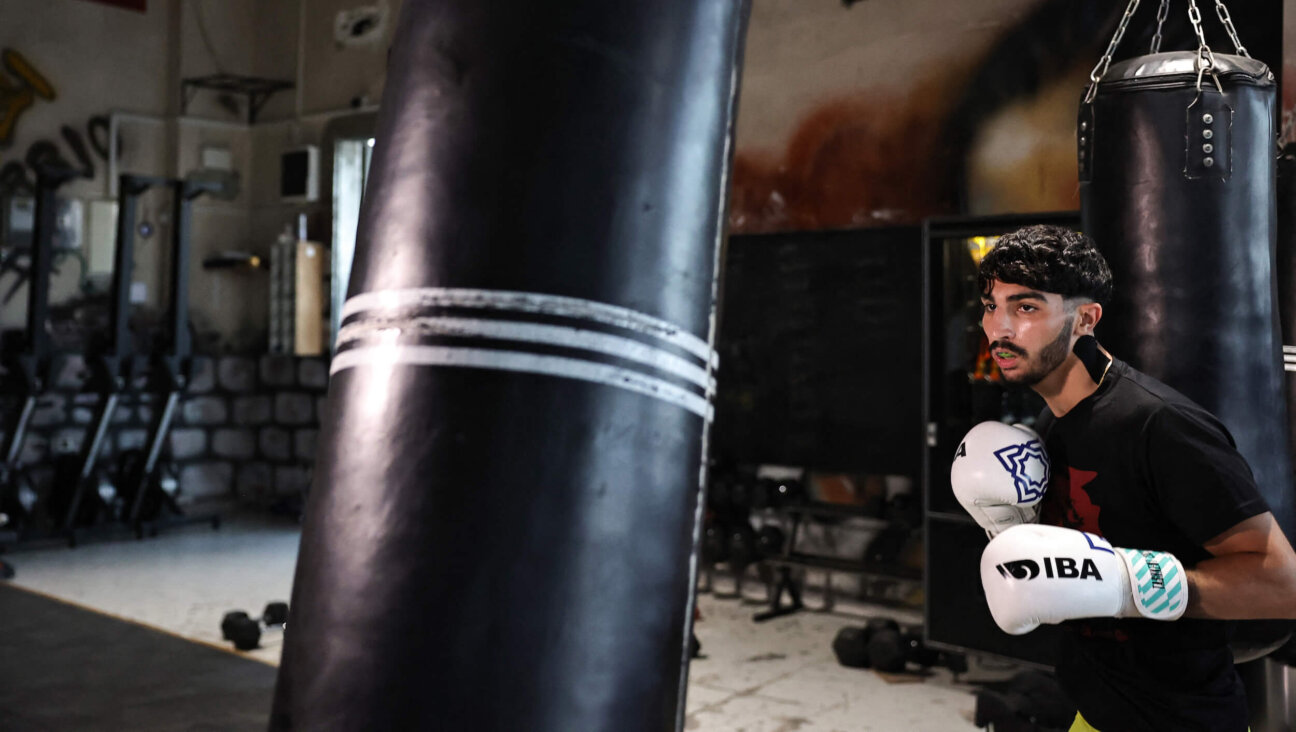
[950,224,1296,731]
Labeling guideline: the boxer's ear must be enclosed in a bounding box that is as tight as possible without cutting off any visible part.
[1074,301,1102,335]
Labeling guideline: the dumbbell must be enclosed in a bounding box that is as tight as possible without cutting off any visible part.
[220,601,289,651]
[831,617,900,669]
[868,626,969,675]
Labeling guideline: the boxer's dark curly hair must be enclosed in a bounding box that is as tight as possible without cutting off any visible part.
[978,224,1112,305]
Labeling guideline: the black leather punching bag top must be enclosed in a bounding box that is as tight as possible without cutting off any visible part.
[1080,46,1295,541]
[269,2,749,731]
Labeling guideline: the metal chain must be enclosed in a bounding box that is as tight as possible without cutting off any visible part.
[1213,0,1250,56]
[1085,0,1142,103]
[1187,0,1211,54]
[1150,0,1171,54]
[1186,0,1223,93]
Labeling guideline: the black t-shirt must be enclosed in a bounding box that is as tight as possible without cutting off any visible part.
[1035,358,1269,732]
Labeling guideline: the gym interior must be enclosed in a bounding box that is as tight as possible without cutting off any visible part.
[2,1,1296,730]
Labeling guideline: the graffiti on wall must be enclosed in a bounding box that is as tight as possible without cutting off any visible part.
[0,49,56,148]
[0,47,114,195]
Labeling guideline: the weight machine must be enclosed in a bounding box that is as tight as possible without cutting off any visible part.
[0,165,81,576]
[50,174,223,543]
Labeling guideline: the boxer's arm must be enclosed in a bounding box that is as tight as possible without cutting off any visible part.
[1183,512,1296,619]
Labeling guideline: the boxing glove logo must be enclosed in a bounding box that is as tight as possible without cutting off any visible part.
[995,559,1039,580]
[994,556,1103,581]
[992,441,1050,504]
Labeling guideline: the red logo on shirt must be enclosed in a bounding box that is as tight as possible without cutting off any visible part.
[1041,466,1102,535]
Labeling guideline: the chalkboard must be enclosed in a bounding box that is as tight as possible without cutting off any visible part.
[711,227,923,474]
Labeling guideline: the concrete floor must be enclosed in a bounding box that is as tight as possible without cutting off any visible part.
[3,514,996,731]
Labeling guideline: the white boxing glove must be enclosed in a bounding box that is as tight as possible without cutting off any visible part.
[980,524,1189,635]
[951,421,1051,537]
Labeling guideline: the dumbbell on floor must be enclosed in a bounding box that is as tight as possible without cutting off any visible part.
[831,618,899,668]
[832,620,967,676]
[868,626,968,675]
[221,601,289,651]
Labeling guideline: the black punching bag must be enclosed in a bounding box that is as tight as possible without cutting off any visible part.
[1080,48,1295,543]
[269,2,749,730]
[1278,147,1296,505]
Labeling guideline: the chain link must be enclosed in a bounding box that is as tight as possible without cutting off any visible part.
[1187,0,1224,93]
[1187,0,1210,52]
[1085,0,1142,103]
[1150,0,1171,54]
[1214,0,1250,56]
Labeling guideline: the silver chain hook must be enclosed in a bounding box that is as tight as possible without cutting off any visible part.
[1085,0,1142,104]
[1150,0,1171,54]
[1213,0,1249,57]
[1186,0,1224,94]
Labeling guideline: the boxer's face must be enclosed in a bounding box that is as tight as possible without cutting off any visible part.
[980,280,1076,386]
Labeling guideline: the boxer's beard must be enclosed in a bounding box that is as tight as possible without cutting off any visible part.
[994,315,1074,386]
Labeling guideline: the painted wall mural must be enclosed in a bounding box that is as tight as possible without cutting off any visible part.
[729,0,1282,235]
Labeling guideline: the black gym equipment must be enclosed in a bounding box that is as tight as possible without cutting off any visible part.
[1280,147,1296,491]
[831,618,898,669]
[867,625,967,677]
[44,174,222,544]
[832,618,967,678]
[1081,8,1292,542]
[271,2,749,730]
[115,176,224,538]
[0,164,81,576]
[221,601,290,652]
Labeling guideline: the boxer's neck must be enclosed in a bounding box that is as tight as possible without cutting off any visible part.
[1035,349,1108,418]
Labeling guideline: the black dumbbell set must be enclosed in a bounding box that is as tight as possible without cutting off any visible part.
[831,619,967,676]
[221,601,289,651]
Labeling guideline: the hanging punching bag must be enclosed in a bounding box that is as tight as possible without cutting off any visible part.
[269,1,749,731]
[1079,6,1294,546]
[1277,146,1296,491]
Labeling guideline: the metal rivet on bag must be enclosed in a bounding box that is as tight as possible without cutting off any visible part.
[1203,129,1214,140]
[1080,121,1088,131]
[1203,143,1213,154]
[1203,113,1214,124]
[1204,157,1215,167]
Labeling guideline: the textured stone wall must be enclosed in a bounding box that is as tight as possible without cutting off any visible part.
[6,354,328,506]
